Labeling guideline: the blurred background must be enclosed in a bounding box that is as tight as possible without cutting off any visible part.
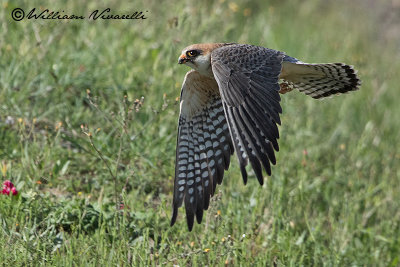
[0,0,399,265]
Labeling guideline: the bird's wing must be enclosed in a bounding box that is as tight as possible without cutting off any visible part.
[171,70,234,231]
[211,44,285,184]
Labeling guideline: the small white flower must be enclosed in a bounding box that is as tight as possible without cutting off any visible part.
[5,116,14,125]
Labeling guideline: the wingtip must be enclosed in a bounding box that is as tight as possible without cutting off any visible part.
[196,209,203,224]
[170,206,178,227]
[186,213,194,231]
[254,165,264,185]
[240,165,248,185]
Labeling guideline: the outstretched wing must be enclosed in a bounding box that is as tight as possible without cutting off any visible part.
[171,70,234,231]
[211,44,285,184]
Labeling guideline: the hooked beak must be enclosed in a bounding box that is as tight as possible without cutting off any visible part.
[178,54,187,64]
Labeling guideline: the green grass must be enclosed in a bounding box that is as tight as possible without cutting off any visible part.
[1,0,399,265]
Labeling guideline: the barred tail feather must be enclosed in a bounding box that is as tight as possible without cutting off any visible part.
[280,62,361,99]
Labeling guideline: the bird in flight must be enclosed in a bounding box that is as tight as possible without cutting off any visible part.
[171,43,360,231]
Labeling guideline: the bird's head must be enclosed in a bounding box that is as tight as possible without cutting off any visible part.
[178,43,232,76]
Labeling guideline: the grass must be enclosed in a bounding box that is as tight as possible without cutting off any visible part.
[1,0,399,265]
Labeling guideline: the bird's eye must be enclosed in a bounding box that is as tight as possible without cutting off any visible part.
[186,50,197,57]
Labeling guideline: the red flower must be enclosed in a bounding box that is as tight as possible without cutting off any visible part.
[3,180,13,188]
[1,180,18,196]
[2,187,10,195]
[11,187,18,195]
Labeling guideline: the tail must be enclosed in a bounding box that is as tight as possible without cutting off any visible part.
[279,61,361,99]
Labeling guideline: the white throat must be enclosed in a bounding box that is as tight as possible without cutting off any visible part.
[188,54,213,77]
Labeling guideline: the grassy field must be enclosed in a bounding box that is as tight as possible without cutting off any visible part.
[1,0,399,265]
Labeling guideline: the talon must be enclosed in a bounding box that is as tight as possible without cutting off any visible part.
[279,83,293,94]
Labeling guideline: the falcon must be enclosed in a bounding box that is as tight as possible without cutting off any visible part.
[171,43,360,231]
